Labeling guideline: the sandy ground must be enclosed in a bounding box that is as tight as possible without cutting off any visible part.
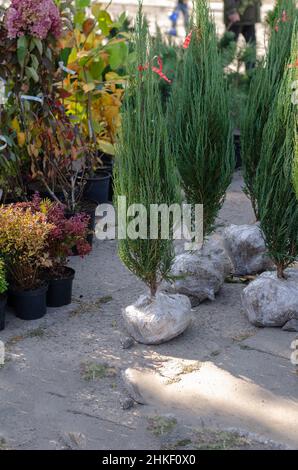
[0,171,297,451]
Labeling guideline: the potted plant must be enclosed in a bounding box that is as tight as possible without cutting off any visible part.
[161,0,234,305]
[169,0,234,236]
[58,2,131,204]
[114,6,191,345]
[23,98,98,245]
[40,198,91,307]
[0,0,63,203]
[242,28,298,328]
[241,0,297,218]
[14,194,91,307]
[0,258,8,331]
[26,99,87,210]
[0,205,53,320]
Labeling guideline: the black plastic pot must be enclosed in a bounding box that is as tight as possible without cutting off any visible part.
[101,155,114,202]
[0,294,7,331]
[47,267,75,308]
[83,171,111,205]
[10,284,48,320]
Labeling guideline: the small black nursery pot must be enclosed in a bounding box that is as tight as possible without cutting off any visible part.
[100,155,114,202]
[46,267,75,308]
[83,171,111,205]
[10,284,48,320]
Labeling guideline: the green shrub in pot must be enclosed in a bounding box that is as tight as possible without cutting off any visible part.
[168,0,234,236]
[0,205,53,320]
[13,195,91,307]
[241,0,297,218]
[254,26,298,279]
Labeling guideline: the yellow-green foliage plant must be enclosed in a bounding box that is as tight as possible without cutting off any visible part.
[58,0,132,159]
[0,205,53,290]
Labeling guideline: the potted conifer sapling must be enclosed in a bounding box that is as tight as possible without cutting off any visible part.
[242,26,298,330]
[221,1,298,277]
[114,9,191,345]
[164,0,234,305]
[241,0,297,218]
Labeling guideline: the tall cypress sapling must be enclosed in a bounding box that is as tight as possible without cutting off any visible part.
[292,66,298,198]
[241,0,297,217]
[293,128,298,198]
[152,25,178,109]
[168,0,234,237]
[254,25,298,279]
[114,9,180,298]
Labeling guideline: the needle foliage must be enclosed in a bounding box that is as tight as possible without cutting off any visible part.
[241,0,297,217]
[114,5,180,297]
[254,25,298,278]
[168,0,234,236]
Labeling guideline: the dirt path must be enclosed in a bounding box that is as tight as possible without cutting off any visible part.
[0,171,297,450]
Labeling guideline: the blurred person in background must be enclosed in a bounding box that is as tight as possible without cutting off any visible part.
[224,0,261,69]
[169,0,189,36]
[224,0,261,46]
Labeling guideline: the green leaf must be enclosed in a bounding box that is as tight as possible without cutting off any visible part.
[127,51,137,65]
[79,70,93,83]
[32,38,43,55]
[75,0,90,8]
[78,55,91,67]
[98,140,115,155]
[25,66,39,83]
[17,36,28,49]
[68,47,77,65]
[97,11,113,35]
[89,59,105,80]
[118,12,127,25]
[74,10,86,27]
[17,47,27,67]
[91,3,102,19]
[30,54,39,71]
[107,42,128,70]
[60,48,71,66]
[92,120,104,134]
[17,36,28,67]
[45,47,52,61]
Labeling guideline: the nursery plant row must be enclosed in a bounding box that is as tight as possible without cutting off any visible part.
[0,0,126,326]
[0,0,298,341]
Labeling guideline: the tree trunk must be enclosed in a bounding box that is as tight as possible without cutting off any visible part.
[276,264,285,279]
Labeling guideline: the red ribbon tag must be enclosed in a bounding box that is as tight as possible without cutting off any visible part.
[151,57,172,83]
[138,56,171,84]
[288,59,298,69]
[138,64,149,72]
[275,10,288,31]
[183,31,193,49]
